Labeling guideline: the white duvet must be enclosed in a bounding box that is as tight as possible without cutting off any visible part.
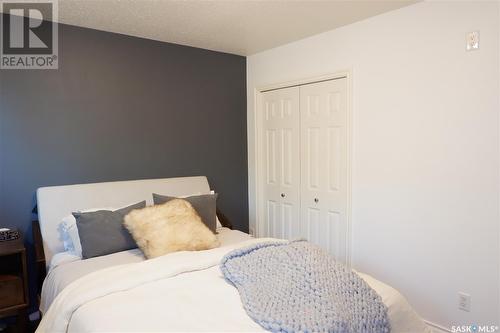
[38,229,431,333]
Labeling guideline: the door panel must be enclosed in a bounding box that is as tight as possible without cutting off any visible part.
[300,78,348,262]
[266,129,277,185]
[266,200,277,237]
[262,87,300,240]
[307,127,320,190]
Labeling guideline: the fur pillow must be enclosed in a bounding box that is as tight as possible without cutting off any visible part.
[123,199,220,259]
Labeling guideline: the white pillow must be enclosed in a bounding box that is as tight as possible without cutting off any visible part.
[61,215,80,255]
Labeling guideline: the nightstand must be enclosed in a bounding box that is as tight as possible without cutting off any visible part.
[0,232,28,332]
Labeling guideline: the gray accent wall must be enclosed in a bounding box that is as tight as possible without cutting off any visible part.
[0,21,248,242]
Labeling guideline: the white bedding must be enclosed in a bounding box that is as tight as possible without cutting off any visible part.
[40,227,249,313]
[39,229,431,333]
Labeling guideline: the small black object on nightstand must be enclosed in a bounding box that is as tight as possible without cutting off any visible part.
[0,230,28,332]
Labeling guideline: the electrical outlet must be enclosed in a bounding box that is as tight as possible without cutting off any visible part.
[466,31,479,51]
[458,292,471,312]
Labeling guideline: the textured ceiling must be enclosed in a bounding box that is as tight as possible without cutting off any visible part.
[12,0,420,55]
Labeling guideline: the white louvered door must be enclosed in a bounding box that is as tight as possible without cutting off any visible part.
[261,87,301,240]
[299,78,348,262]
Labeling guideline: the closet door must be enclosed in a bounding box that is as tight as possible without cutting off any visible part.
[261,87,301,240]
[300,78,349,262]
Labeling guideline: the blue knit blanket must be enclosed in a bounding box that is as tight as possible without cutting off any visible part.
[220,240,390,333]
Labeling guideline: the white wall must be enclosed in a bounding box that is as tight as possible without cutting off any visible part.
[247,1,499,329]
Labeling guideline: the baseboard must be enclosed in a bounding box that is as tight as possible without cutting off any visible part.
[425,320,451,333]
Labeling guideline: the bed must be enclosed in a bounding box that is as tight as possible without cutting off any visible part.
[35,176,432,333]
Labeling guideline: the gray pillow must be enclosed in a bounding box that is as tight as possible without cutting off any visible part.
[153,193,217,232]
[74,201,146,259]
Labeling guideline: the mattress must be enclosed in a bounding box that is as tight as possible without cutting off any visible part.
[39,228,432,333]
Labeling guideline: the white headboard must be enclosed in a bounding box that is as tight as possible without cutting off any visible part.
[37,176,210,267]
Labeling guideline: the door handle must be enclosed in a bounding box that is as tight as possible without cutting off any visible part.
[314,198,319,203]
[281,193,286,198]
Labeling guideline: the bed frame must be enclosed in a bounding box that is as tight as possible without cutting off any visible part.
[35,176,232,272]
